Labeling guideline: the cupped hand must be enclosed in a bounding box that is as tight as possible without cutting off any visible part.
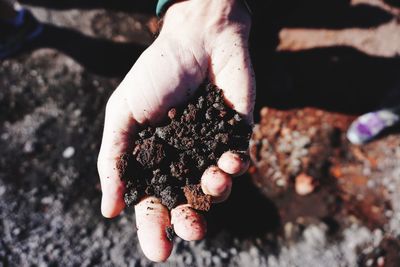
[97,0,255,262]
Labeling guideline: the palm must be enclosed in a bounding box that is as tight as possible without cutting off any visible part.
[119,37,208,125]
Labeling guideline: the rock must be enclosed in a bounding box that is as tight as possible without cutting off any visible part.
[295,173,315,196]
[62,146,75,159]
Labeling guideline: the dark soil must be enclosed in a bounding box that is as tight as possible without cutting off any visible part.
[165,226,175,242]
[183,184,212,211]
[118,84,252,211]
[4,2,400,266]
[358,237,400,267]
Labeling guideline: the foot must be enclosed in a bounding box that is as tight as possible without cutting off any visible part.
[0,9,43,60]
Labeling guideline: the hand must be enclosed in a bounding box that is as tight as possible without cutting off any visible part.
[97,0,255,262]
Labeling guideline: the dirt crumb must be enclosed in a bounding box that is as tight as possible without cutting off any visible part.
[119,83,252,210]
[183,184,212,211]
[165,226,175,242]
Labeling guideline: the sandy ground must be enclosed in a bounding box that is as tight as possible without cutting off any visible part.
[1,0,400,266]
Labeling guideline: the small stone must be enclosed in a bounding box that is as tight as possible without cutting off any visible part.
[219,250,228,259]
[377,256,385,267]
[73,109,82,117]
[41,196,53,205]
[12,228,21,236]
[260,107,269,117]
[212,255,221,265]
[284,222,294,239]
[276,178,286,187]
[295,173,315,196]
[385,210,393,218]
[365,259,373,266]
[1,133,9,140]
[23,141,35,153]
[168,108,177,120]
[62,146,75,159]
[0,186,5,196]
[184,254,193,265]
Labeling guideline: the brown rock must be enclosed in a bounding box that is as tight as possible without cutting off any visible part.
[295,173,315,196]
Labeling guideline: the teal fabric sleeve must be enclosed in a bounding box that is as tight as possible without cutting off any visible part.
[156,0,176,17]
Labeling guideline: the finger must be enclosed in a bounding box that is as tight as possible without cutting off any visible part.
[210,39,256,124]
[97,89,136,218]
[171,204,207,241]
[218,151,250,176]
[201,166,232,203]
[135,197,173,262]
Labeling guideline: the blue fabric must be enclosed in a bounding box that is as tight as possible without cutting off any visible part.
[2,9,25,26]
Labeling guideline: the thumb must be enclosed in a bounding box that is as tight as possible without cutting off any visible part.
[210,41,256,124]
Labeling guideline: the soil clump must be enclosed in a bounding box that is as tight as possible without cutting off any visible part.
[118,84,252,211]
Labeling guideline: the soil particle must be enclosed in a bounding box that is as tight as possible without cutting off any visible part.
[295,173,316,196]
[183,184,212,211]
[118,84,252,211]
[165,226,175,242]
[359,237,400,267]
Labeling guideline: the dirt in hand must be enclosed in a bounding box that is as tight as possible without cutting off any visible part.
[118,84,252,211]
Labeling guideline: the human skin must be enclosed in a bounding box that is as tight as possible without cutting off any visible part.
[97,0,255,262]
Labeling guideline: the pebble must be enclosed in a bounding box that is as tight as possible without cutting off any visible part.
[212,255,222,265]
[276,178,286,187]
[73,109,82,117]
[295,173,315,196]
[1,133,9,140]
[229,248,238,255]
[184,254,193,265]
[367,180,375,188]
[377,256,385,266]
[0,186,6,196]
[284,222,294,239]
[41,196,53,205]
[62,146,75,159]
[45,243,54,253]
[218,249,228,259]
[12,228,21,236]
[365,258,373,266]
[23,141,35,153]
[260,107,269,117]
[168,108,176,119]
[385,210,393,218]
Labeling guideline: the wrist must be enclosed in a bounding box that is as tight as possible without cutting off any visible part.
[161,0,251,48]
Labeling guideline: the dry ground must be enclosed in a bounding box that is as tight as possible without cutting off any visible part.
[1,0,400,266]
